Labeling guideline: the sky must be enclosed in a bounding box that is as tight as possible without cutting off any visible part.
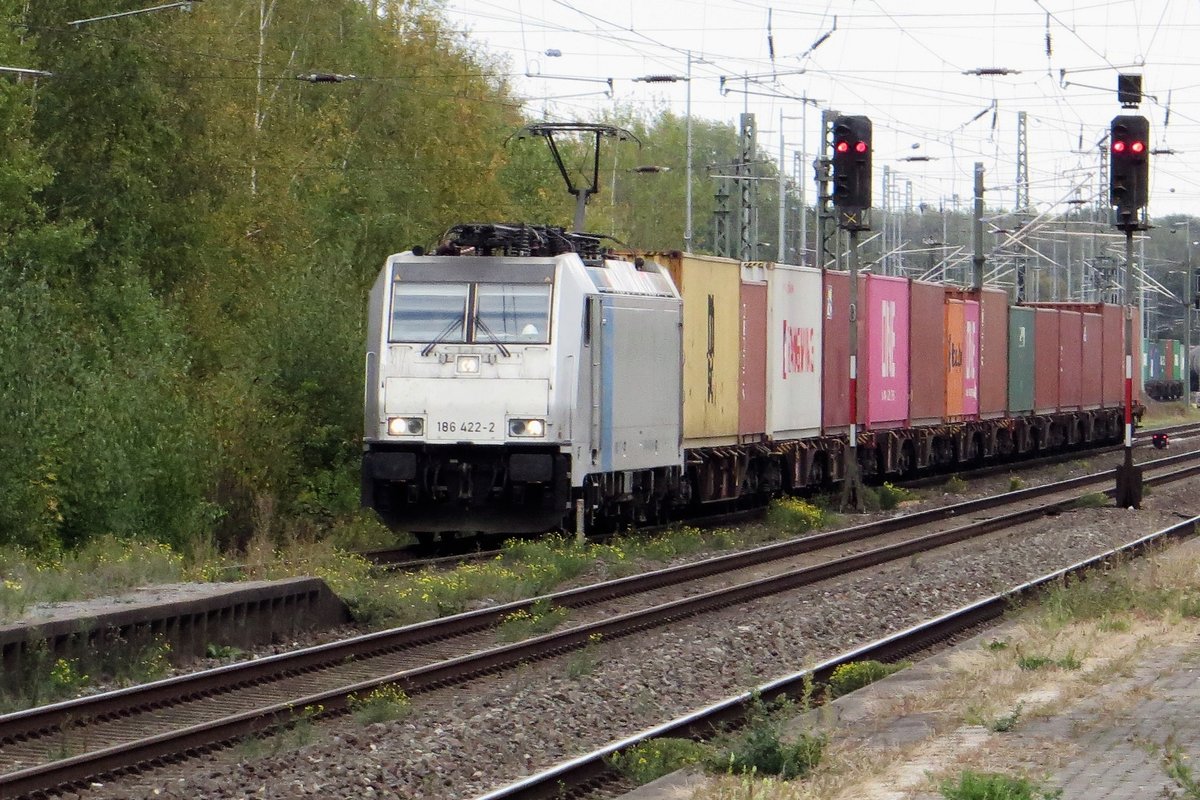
[440,0,1200,218]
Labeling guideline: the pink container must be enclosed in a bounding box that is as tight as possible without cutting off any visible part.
[863,275,910,428]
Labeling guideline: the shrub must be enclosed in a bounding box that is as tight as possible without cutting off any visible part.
[828,660,908,697]
[766,497,825,533]
[708,699,825,780]
[610,738,709,784]
[939,770,1061,799]
[944,475,968,494]
[348,684,411,724]
[877,482,916,510]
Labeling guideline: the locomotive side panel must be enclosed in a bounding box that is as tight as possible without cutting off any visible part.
[1008,306,1036,414]
[767,264,822,439]
[908,280,947,425]
[596,295,683,473]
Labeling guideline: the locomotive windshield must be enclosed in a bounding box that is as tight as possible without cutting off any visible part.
[389,281,552,344]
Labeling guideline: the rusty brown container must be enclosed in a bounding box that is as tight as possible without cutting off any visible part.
[1101,304,1123,407]
[1081,313,1103,408]
[821,271,867,432]
[1033,307,1060,413]
[1058,310,1083,411]
[739,263,768,441]
[979,289,1009,417]
[908,280,946,424]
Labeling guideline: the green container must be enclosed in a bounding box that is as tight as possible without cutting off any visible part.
[1007,306,1035,413]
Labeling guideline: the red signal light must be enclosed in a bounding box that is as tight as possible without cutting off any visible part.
[855,141,867,153]
[1112,141,1126,153]
[836,141,849,153]
[1131,140,1145,153]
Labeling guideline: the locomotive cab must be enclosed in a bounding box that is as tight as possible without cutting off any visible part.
[361,223,683,536]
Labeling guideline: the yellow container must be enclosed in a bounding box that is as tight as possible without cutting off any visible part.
[653,252,742,444]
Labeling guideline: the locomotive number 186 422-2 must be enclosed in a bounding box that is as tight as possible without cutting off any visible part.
[436,421,496,434]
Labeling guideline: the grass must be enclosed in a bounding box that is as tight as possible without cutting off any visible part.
[943,475,968,494]
[877,482,918,511]
[827,659,909,697]
[1068,492,1109,510]
[348,683,411,724]
[496,600,570,642]
[765,497,826,533]
[939,770,1062,799]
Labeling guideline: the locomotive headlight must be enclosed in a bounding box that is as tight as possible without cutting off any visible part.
[455,355,481,374]
[508,418,546,437]
[387,416,424,436]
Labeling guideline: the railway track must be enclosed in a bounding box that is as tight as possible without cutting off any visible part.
[366,421,1200,571]
[4,448,1200,798]
[478,510,1200,800]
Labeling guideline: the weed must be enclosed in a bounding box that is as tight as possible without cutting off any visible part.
[1097,613,1132,632]
[1008,476,1026,492]
[877,482,917,511]
[985,639,1010,651]
[987,704,1023,733]
[497,600,570,642]
[939,770,1061,799]
[944,475,968,494]
[609,738,709,784]
[1180,595,1200,619]
[567,633,604,679]
[49,658,89,695]
[205,643,246,660]
[766,497,825,534]
[708,698,825,780]
[827,660,908,697]
[348,684,411,724]
[1069,492,1109,510]
[1056,650,1082,670]
[1016,654,1055,671]
[1164,747,1200,798]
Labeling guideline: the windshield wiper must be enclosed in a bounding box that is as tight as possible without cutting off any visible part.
[420,318,464,357]
[472,315,511,358]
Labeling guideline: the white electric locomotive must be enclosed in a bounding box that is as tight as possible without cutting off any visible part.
[362,223,686,537]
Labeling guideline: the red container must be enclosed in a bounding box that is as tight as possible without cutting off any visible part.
[945,298,966,418]
[739,265,768,440]
[1082,313,1103,408]
[1033,307,1060,413]
[1101,304,1123,407]
[908,280,947,424]
[1058,311,1083,411]
[979,289,1008,417]
[821,271,861,432]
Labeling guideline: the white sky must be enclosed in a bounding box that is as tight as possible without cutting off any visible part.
[442,0,1200,217]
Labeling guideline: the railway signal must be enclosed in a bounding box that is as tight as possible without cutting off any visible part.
[1110,115,1149,216]
[831,114,872,217]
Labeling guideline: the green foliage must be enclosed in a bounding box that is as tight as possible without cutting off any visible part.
[944,475,968,494]
[609,738,709,784]
[709,698,825,780]
[877,482,917,510]
[827,660,908,697]
[497,600,570,642]
[1016,654,1054,671]
[939,770,1061,799]
[1008,476,1026,491]
[1069,492,1109,509]
[1165,747,1200,799]
[348,684,412,724]
[766,497,825,534]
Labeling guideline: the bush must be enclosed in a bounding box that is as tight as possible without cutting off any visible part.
[609,738,709,784]
[939,770,1061,799]
[709,699,825,780]
[877,482,916,510]
[766,497,825,533]
[828,660,908,697]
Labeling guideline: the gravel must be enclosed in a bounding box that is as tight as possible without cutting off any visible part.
[80,473,1200,800]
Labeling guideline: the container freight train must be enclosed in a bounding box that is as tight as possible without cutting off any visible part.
[1142,338,1195,401]
[361,223,1140,537]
